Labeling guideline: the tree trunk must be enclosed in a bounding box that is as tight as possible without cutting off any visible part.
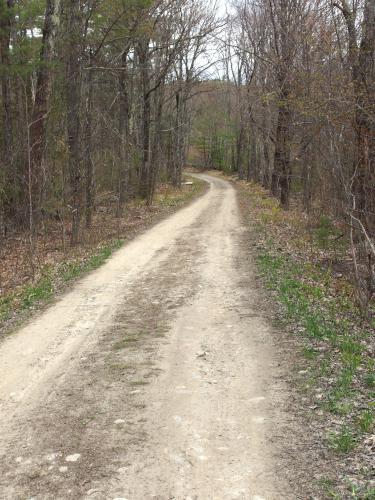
[118,50,130,207]
[148,87,164,205]
[140,94,151,199]
[236,124,245,179]
[65,0,82,245]
[0,0,14,233]
[273,93,292,208]
[355,0,375,232]
[336,0,375,230]
[248,136,257,182]
[302,162,312,213]
[138,40,151,200]
[0,0,13,157]
[174,87,187,188]
[84,62,94,228]
[29,0,61,223]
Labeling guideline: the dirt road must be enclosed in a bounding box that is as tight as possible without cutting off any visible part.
[0,174,292,499]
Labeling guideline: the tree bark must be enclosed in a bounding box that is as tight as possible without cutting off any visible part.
[0,0,13,156]
[273,93,292,208]
[148,87,164,205]
[0,0,14,233]
[336,0,375,230]
[84,62,94,229]
[236,124,245,179]
[65,0,82,245]
[118,50,130,207]
[138,39,151,200]
[174,88,187,188]
[355,0,375,232]
[29,0,61,223]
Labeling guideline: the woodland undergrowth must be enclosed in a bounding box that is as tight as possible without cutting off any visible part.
[234,175,374,499]
[0,177,205,336]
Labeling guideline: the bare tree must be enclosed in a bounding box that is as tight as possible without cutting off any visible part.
[29,0,61,224]
[65,0,83,245]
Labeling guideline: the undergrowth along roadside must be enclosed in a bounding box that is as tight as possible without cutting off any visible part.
[0,176,206,336]
[0,240,124,331]
[231,173,374,500]
[16,240,124,315]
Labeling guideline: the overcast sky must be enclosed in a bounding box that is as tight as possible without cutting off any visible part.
[217,0,231,16]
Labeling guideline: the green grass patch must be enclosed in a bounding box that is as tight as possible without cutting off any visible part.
[302,346,319,360]
[256,246,372,460]
[21,276,54,309]
[316,477,339,498]
[256,251,368,385]
[155,176,206,207]
[363,487,375,499]
[357,409,374,433]
[328,426,357,453]
[364,372,375,388]
[60,241,123,282]
[240,178,373,498]
[0,240,123,328]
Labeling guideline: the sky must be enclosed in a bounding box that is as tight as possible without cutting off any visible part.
[217,0,231,17]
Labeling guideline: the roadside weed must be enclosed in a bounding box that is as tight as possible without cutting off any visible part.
[302,346,318,360]
[248,182,373,498]
[328,426,357,453]
[357,410,374,434]
[0,240,124,330]
[21,276,54,309]
[316,477,340,499]
[364,372,375,388]
[363,488,375,500]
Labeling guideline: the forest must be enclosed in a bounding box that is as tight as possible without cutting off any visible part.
[191,0,375,310]
[0,0,217,243]
[0,1,374,498]
[0,0,374,309]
